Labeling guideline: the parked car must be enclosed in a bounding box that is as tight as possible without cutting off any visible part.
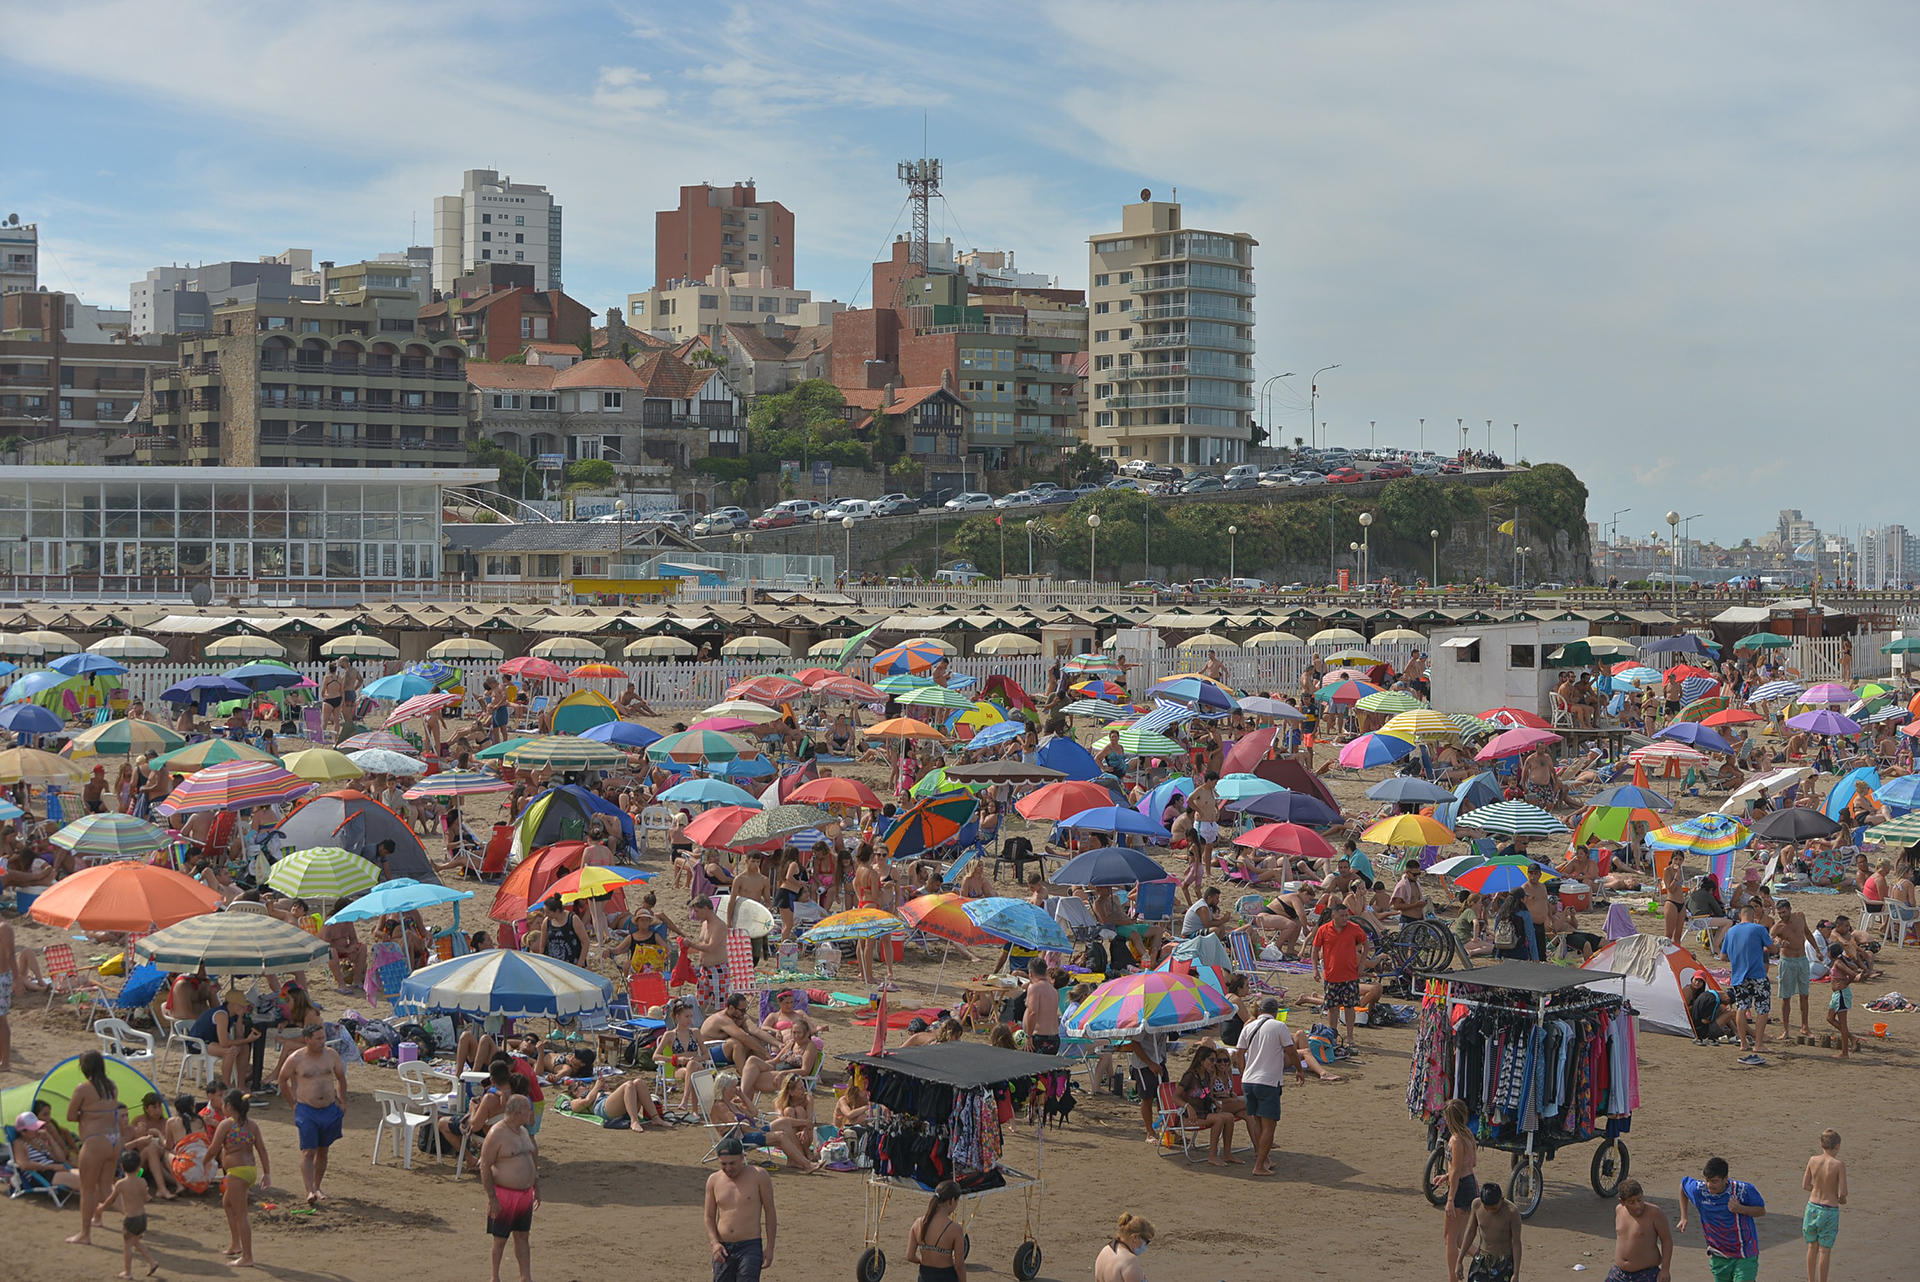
[1224,464,1260,483]
[1441,461,1463,474]
[1411,461,1442,476]
[1029,481,1060,495]
[825,498,875,521]
[1121,459,1155,476]
[1187,577,1221,593]
[1222,475,1259,490]
[875,493,919,516]
[1069,484,1102,499]
[934,560,983,584]
[1182,475,1225,494]
[1126,579,1173,593]
[1371,464,1412,479]
[1106,477,1146,491]
[945,492,995,513]
[1227,577,1268,593]
[749,509,797,529]
[1288,472,1327,486]
[694,510,745,535]
[993,490,1037,509]
[1326,467,1364,484]
[920,487,955,507]
[1037,489,1076,505]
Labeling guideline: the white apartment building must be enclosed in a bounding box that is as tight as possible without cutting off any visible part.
[0,220,37,296]
[130,266,191,336]
[1085,195,1257,468]
[626,267,841,343]
[1859,524,1912,589]
[433,169,563,293]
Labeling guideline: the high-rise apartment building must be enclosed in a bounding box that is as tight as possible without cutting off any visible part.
[128,252,319,337]
[1085,194,1256,468]
[1859,524,1912,589]
[655,183,793,290]
[1,220,39,295]
[433,170,562,294]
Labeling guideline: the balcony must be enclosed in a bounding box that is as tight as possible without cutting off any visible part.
[1124,361,1250,382]
[1128,272,1254,297]
[1128,301,1255,326]
[1130,332,1255,354]
[1105,390,1255,412]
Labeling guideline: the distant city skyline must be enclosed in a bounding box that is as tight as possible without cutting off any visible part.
[3,1,1914,542]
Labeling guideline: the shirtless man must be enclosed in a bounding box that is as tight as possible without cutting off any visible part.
[276,1022,348,1207]
[1772,898,1815,1041]
[705,1135,777,1282]
[479,1095,539,1282]
[1456,1182,1522,1282]
[1190,771,1222,867]
[727,857,771,960]
[1021,958,1061,1054]
[688,897,730,1015]
[701,993,778,1068]
[322,912,365,993]
[1608,1178,1672,1282]
[1522,748,1571,808]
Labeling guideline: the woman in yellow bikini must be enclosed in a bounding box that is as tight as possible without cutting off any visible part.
[209,1088,271,1268]
[65,1050,127,1246]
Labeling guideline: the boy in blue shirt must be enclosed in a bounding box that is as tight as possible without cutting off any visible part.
[1678,1156,1767,1282]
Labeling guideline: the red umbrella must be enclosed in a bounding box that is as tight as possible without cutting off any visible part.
[1015,780,1113,822]
[490,840,587,922]
[385,691,461,727]
[1475,727,1563,761]
[683,804,770,850]
[1668,664,1713,681]
[1222,726,1277,776]
[1232,823,1337,859]
[814,676,883,702]
[1702,708,1766,728]
[789,777,883,810]
[793,668,838,686]
[1480,707,1551,730]
[501,656,570,682]
[727,675,808,703]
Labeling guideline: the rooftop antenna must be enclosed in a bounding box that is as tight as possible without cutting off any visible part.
[898,147,942,271]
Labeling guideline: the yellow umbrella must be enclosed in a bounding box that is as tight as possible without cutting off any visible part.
[280,748,366,784]
[1361,814,1456,847]
[956,701,1006,728]
[1379,709,1461,743]
[0,746,89,785]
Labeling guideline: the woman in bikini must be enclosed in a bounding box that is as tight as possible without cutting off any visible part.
[210,1088,270,1268]
[658,999,705,1111]
[1440,1097,1479,1282]
[776,848,809,939]
[1659,855,1687,948]
[65,1050,127,1245]
[1177,1046,1241,1167]
[906,1180,968,1282]
[763,1075,823,1173]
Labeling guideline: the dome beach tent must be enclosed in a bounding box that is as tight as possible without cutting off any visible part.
[274,789,440,883]
[1580,935,1719,1037]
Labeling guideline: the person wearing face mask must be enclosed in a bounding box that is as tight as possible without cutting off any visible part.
[1094,1212,1154,1281]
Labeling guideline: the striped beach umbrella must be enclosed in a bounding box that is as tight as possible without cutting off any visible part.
[732,803,836,847]
[1747,680,1803,705]
[384,691,461,726]
[896,685,976,712]
[50,813,171,861]
[1104,727,1180,757]
[154,759,312,815]
[135,912,328,972]
[872,640,950,675]
[506,736,630,771]
[1338,732,1418,768]
[1356,690,1426,715]
[545,866,642,904]
[1379,709,1460,743]
[804,906,905,943]
[339,730,417,754]
[873,674,936,695]
[67,718,185,759]
[405,770,514,798]
[1459,801,1569,837]
[646,728,753,764]
[1647,813,1751,854]
[475,736,536,761]
[150,739,278,773]
[1062,654,1121,675]
[1063,699,1132,720]
[1071,679,1128,701]
[1063,969,1232,1039]
[396,951,614,1020]
[1447,713,1500,740]
[263,846,382,899]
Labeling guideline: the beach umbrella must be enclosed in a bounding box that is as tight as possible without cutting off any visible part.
[880,793,979,859]
[1459,801,1569,836]
[1243,631,1306,648]
[89,635,169,660]
[1586,784,1674,812]
[807,638,876,660]
[660,777,764,808]
[1365,777,1457,804]
[1863,812,1920,845]
[474,736,536,761]
[281,748,365,785]
[1058,804,1169,841]
[1108,727,1183,757]
[1361,814,1457,847]
[1016,780,1116,822]
[1318,649,1377,666]
[150,739,276,772]
[1149,676,1237,713]
[405,770,514,799]
[1786,709,1861,737]
[1063,699,1132,720]
[963,720,1024,751]
[909,767,972,799]
[804,907,905,943]
[874,674,936,696]
[1800,683,1855,705]
[1052,845,1168,886]
[1234,822,1338,858]
[0,702,63,735]
[1136,776,1195,821]
[1061,654,1121,675]
[529,637,605,662]
[67,717,185,759]
[720,636,789,659]
[1448,862,1538,894]
[1447,714,1501,740]
[1356,690,1426,715]
[1749,808,1842,843]
[1479,707,1551,729]
[1735,632,1792,650]
[571,721,659,752]
[1238,697,1305,721]
[814,675,884,702]
[897,685,976,712]
[220,661,303,692]
[682,805,763,850]
[1229,789,1342,826]
[647,728,753,764]
[338,730,414,754]
[346,748,428,776]
[961,897,1073,952]
[429,637,504,663]
[626,636,698,658]
[871,640,948,675]
[363,672,435,701]
[1174,632,1240,652]
[1070,679,1128,701]
[501,656,571,683]
[1378,709,1459,744]
[1679,678,1721,704]
[1475,727,1562,761]
[1628,742,1710,768]
[397,950,612,1020]
[1219,773,1287,802]
[1063,969,1231,1039]
[0,745,89,784]
[134,912,328,973]
[154,759,312,815]
[0,632,44,658]
[700,700,786,724]
[49,652,128,679]
[50,813,171,861]
[327,878,474,922]
[1316,678,1382,706]
[975,634,1041,655]
[1747,680,1804,704]
[708,756,776,780]
[864,717,947,741]
[1701,708,1766,728]
[688,716,760,734]
[732,802,836,848]
[1221,727,1279,776]
[788,777,883,810]
[724,675,809,704]
[30,862,221,932]
[1653,722,1733,753]
[900,893,1001,947]
[1607,666,1663,689]
[501,736,626,772]
[383,691,461,726]
[1873,775,1920,810]
[320,635,400,661]
[544,866,641,905]
[264,846,382,899]
[204,635,284,661]
[1647,813,1751,854]
[1338,732,1417,768]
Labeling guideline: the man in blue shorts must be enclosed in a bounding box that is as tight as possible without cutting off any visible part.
[278,1023,349,1207]
[1231,997,1292,1177]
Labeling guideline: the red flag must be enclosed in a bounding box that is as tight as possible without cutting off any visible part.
[869,987,890,1056]
[995,514,1002,526]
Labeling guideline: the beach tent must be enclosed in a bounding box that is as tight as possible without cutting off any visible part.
[550,689,619,736]
[1581,936,1718,1037]
[512,784,635,859]
[1251,757,1339,811]
[0,1054,167,1129]
[1036,736,1102,782]
[276,789,439,884]
[1821,766,1881,822]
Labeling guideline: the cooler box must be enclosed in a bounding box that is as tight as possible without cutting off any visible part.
[1559,883,1592,911]
[886,931,906,963]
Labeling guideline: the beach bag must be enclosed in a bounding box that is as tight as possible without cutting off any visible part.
[1492,917,1517,950]
[170,1133,217,1194]
[1307,1023,1338,1065]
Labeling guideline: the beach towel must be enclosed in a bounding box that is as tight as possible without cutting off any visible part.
[1603,903,1637,941]
[853,1006,945,1028]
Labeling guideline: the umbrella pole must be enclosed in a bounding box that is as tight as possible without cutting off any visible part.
[932,943,949,996]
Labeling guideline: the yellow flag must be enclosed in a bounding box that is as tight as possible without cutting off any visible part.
[1497,520,1516,535]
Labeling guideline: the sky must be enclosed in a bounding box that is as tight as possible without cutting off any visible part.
[4,0,1916,546]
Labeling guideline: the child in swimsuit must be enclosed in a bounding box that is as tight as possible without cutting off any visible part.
[110,1149,158,1279]
[210,1089,270,1268]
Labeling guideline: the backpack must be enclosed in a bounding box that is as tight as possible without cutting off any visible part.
[1492,916,1518,950]
[170,1133,217,1194]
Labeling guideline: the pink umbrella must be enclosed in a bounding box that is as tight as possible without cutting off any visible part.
[1474,726,1563,761]
[813,676,883,703]
[689,716,759,733]
[1800,683,1855,705]
[501,656,570,683]
[1221,726,1276,775]
[727,675,809,703]
[384,691,461,727]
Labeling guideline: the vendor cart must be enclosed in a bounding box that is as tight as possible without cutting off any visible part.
[840,1043,1069,1282]
[1408,960,1636,1218]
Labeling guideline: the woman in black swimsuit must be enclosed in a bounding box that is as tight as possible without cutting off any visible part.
[906,1179,967,1282]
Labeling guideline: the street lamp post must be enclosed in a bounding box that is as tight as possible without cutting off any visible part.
[1665,510,1680,618]
[1358,512,1373,587]
[1419,418,1425,455]
[1518,545,1531,588]
[1457,418,1466,457]
[1142,492,1152,584]
[1025,518,1037,576]
[1228,525,1238,582]
[1430,528,1440,588]
[613,498,629,605]
[1258,372,1295,440]
[842,516,855,583]
[1350,540,1361,585]
[1086,513,1101,585]
[1310,364,1340,452]
[1513,422,1520,463]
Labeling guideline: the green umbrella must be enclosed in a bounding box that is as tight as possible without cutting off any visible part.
[263,846,382,900]
[504,736,628,771]
[152,739,278,772]
[1112,728,1183,756]
[896,686,975,712]
[1735,632,1793,650]
[50,813,171,861]
[1881,638,1920,654]
[875,674,936,695]
[1355,690,1426,715]
[1863,813,1920,845]
[836,623,881,671]
[134,911,331,973]
[476,736,536,761]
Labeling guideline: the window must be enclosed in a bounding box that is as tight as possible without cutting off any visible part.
[485,555,521,576]
[572,436,602,459]
[1118,444,1132,457]
[748,234,758,242]
[1094,273,1110,287]
[699,295,719,310]
[1119,328,1132,340]
[748,253,758,261]
[630,300,646,316]
[1094,330,1109,343]
[1442,638,1481,663]
[1095,411,1113,427]
[535,555,561,578]
[521,317,533,339]
[1094,239,1134,253]
[514,215,524,226]
[1119,271,1133,284]
[481,249,491,260]
[1094,302,1110,314]
[1509,645,1536,669]
[301,319,321,333]
[748,212,759,220]
[785,299,801,313]
[759,297,779,312]
[481,231,492,242]
[514,251,524,261]
[1095,383,1113,399]
[515,233,524,244]
[490,394,522,410]
[481,213,492,224]
[529,394,556,410]
[602,392,623,410]
[729,295,754,312]
[1094,355,1113,371]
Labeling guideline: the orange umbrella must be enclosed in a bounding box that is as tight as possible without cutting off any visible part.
[788,777,883,810]
[900,892,1001,947]
[864,717,947,741]
[490,840,587,922]
[29,863,220,933]
[1015,780,1114,822]
[570,663,625,680]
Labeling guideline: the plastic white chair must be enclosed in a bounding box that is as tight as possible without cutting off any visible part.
[91,1018,155,1068]
[639,805,673,854]
[168,1021,218,1092]
[371,1090,439,1169]
[397,1061,460,1111]
[1882,900,1917,948]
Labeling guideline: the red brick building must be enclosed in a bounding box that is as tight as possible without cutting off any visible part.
[654,183,794,289]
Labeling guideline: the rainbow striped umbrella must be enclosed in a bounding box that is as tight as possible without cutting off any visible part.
[1071,679,1128,701]
[872,640,949,675]
[404,770,514,798]
[1062,969,1232,1039]
[1338,732,1417,768]
[155,759,313,816]
[803,906,904,943]
[646,728,753,764]
[1062,654,1121,676]
[1647,813,1751,855]
[1316,678,1383,705]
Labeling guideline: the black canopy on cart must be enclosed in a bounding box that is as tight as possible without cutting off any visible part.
[840,1043,1071,1087]
[1416,960,1625,992]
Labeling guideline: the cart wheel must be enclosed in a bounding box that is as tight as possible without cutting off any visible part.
[962,1234,971,1260]
[1013,1241,1043,1281]
[1509,1156,1544,1219]
[1590,1138,1630,1199]
[1405,919,1457,973]
[1422,1145,1451,1209]
[856,1246,887,1282]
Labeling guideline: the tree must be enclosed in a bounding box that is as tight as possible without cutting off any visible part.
[690,347,729,368]
[565,458,614,487]
[468,438,532,497]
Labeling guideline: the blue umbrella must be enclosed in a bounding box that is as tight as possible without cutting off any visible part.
[396,950,614,1020]
[1653,722,1732,754]
[0,662,15,677]
[0,702,64,735]
[1058,805,1171,840]
[363,671,435,701]
[1217,773,1285,802]
[50,652,128,678]
[600,865,659,883]
[326,878,474,922]
[960,897,1073,951]
[1148,676,1237,713]
[1455,772,1504,809]
[1586,783,1675,812]
[159,674,250,706]
[659,778,763,808]
[113,963,171,1011]
[1228,789,1341,826]
[1035,737,1102,781]
[1051,845,1168,886]
[1137,776,1195,821]
[2,670,68,703]
[0,800,23,820]
[965,720,1024,751]
[1680,676,1720,702]
[579,720,665,749]
[1365,776,1457,804]
[221,661,304,691]
[1641,635,1712,656]
[706,756,775,779]
[1873,776,1920,812]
